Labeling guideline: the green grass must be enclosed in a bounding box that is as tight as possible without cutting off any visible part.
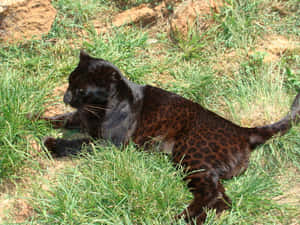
[84,28,154,83]
[30,143,189,225]
[0,0,299,224]
[0,47,50,179]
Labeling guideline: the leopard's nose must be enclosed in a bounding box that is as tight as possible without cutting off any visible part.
[63,90,72,105]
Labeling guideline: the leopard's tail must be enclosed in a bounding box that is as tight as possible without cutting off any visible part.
[248,92,300,149]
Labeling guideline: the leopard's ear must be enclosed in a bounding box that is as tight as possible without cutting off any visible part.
[79,50,91,62]
[111,69,122,81]
[102,62,122,81]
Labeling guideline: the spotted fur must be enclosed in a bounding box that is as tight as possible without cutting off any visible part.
[39,51,300,224]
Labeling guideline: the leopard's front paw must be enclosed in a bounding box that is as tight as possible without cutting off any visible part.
[174,211,188,224]
[175,210,206,225]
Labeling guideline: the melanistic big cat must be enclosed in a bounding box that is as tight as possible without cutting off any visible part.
[38,51,300,225]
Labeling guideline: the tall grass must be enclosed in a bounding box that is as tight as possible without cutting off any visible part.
[31,143,189,225]
[0,48,50,179]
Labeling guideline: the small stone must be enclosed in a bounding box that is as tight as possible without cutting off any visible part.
[112,4,156,27]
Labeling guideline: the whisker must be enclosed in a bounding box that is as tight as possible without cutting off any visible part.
[82,106,102,119]
[85,104,110,110]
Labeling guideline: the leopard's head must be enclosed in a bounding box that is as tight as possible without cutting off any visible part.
[64,51,130,109]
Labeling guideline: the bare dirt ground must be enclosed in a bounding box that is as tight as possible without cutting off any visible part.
[0,0,57,42]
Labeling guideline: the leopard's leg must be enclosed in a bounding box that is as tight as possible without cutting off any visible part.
[40,111,81,129]
[211,182,232,213]
[177,171,230,225]
[193,188,231,225]
[28,111,81,129]
[44,137,91,157]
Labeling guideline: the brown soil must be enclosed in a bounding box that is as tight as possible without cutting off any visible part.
[91,1,172,35]
[274,167,300,224]
[274,167,300,206]
[169,0,223,38]
[213,50,242,76]
[0,0,57,42]
[112,4,157,27]
[250,35,299,63]
[274,184,300,206]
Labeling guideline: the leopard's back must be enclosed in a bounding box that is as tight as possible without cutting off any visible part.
[133,85,251,179]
